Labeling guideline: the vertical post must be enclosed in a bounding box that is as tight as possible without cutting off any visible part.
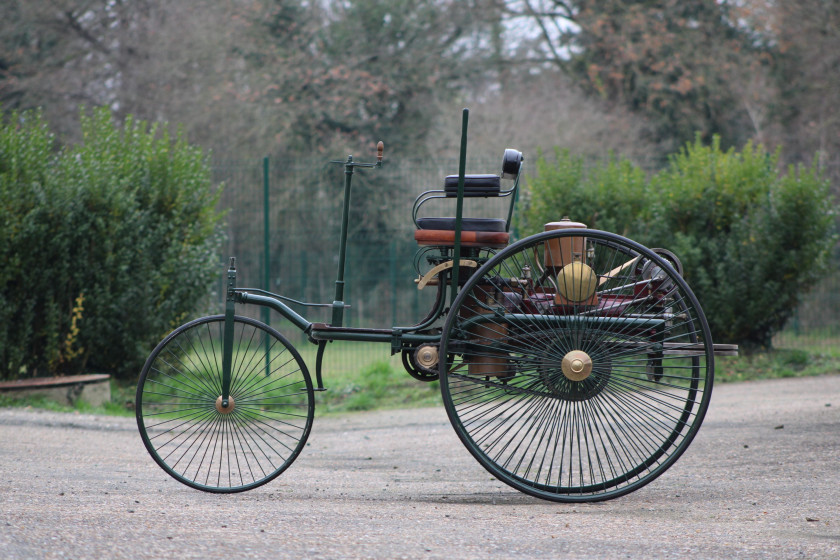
[450,108,469,306]
[332,156,355,327]
[300,249,307,301]
[221,258,237,405]
[413,279,419,326]
[390,239,397,326]
[263,157,271,377]
[262,156,271,323]
[300,248,308,343]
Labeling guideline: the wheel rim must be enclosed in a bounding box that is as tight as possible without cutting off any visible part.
[136,315,314,493]
[440,229,714,502]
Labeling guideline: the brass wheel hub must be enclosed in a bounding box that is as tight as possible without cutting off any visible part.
[561,350,593,382]
[215,395,236,414]
[416,345,439,370]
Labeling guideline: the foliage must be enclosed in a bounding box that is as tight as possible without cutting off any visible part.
[504,0,840,175]
[769,0,840,163]
[507,0,758,153]
[2,0,839,178]
[0,107,225,380]
[522,136,835,350]
[521,149,649,235]
[244,0,491,156]
[580,1,755,151]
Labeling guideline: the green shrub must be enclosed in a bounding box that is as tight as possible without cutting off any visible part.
[522,149,649,236]
[522,137,836,351]
[0,108,225,380]
[645,138,835,350]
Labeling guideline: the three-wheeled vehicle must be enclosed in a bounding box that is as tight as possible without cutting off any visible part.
[136,109,737,502]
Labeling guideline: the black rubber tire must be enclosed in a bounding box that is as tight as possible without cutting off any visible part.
[136,315,315,493]
[439,229,714,502]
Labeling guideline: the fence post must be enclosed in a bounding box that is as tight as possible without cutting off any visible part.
[390,239,397,326]
[263,156,271,376]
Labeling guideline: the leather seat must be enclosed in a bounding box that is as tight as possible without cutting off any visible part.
[413,229,509,248]
[415,217,506,232]
[414,216,509,248]
[414,173,510,248]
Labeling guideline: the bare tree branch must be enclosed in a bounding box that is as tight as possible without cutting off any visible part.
[60,9,111,56]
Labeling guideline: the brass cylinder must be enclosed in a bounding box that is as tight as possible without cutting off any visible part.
[544,217,587,269]
[462,288,512,378]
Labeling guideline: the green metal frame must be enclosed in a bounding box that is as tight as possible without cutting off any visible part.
[450,109,469,307]
[221,258,237,405]
[220,109,498,391]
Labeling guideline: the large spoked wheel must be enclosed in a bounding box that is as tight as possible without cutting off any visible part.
[136,315,315,493]
[439,229,714,502]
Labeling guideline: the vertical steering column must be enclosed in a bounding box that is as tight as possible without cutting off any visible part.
[332,156,355,327]
[220,258,237,408]
[329,143,384,327]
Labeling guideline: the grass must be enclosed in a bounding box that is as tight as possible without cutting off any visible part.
[0,341,441,417]
[0,377,137,417]
[318,359,441,413]
[716,331,840,383]
[3,334,839,416]
[292,341,442,413]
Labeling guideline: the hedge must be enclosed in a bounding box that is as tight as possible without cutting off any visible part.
[0,108,225,380]
[522,137,835,350]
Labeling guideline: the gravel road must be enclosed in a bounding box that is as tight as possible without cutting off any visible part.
[1,374,838,559]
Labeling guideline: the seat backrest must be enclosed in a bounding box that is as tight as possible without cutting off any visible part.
[443,174,501,198]
[412,148,523,232]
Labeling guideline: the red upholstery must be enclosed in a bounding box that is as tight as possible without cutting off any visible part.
[414,229,509,248]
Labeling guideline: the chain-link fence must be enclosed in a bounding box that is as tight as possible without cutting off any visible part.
[773,270,840,352]
[209,154,839,374]
[211,153,518,372]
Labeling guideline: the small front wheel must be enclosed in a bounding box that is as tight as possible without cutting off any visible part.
[136,315,315,493]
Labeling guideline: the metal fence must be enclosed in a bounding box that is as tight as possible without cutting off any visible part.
[210,153,518,371]
[773,270,840,351]
[210,154,840,372]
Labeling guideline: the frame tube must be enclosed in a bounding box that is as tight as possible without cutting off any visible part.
[237,291,312,333]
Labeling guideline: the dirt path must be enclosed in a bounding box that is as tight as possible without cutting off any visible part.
[1,375,838,559]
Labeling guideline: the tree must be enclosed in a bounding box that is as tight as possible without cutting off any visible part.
[0,0,155,139]
[770,1,840,168]
[0,0,272,152]
[428,71,660,167]
[500,0,761,154]
[239,0,496,157]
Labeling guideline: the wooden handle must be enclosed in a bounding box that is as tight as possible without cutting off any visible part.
[599,256,640,285]
[377,141,384,162]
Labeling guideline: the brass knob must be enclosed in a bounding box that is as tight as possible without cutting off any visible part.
[561,350,592,382]
[557,262,598,303]
[215,395,236,414]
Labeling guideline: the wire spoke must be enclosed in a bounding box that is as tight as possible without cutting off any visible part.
[441,230,713,501]
[137,316,314,492]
